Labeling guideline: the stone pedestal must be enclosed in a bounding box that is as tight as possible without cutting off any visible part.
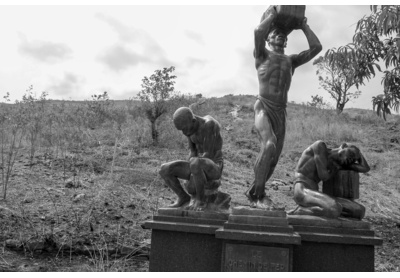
[288,215,383,272]
[143,208,229,272]
[216,206,301,272]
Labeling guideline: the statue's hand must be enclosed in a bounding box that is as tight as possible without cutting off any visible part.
[261,5,277,22]
[299,17,308,30]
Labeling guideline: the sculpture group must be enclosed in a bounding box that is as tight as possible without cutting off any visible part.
[159,5,371,221]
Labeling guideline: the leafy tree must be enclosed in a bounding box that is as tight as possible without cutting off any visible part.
[307,94,328,109]
[325,5,400,119]
[313,55,362,113]
[137,66,177,145]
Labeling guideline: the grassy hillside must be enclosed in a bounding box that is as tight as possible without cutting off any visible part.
[0,94,399,271]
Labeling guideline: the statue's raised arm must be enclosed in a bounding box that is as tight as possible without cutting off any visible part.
[254,6,277,62]
[290,18,322,70]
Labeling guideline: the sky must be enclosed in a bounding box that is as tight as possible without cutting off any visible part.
[0,1,389,110]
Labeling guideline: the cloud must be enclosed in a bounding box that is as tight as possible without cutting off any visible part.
[47,73,84,97]
[99,44,148,71]
[18,34,72,63]
[236,46,258,91]
[96,13,172,69]
[184,30,205,45]
[184,57,208,68]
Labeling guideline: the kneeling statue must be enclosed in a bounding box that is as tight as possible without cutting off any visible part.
[159,107,229,212]
[289,140,370,219]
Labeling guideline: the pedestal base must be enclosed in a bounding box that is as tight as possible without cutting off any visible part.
[216,206,300,272]
[143,208,229,272]
[288,215,383,272]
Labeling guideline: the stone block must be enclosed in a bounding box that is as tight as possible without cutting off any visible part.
[289,215,382,272]
[232,206,286,217]
[144,209,227,272]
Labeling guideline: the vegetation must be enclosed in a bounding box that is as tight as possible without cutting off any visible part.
[137,66,178,145]
[313,55,361,113]
[0,91,399,271]
[307,94,329,109]
[325,5,400,120]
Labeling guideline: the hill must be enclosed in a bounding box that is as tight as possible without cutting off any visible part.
[0,94,399,271]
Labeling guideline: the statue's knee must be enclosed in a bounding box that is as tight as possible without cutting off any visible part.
[352,204,366,220]
[189,158,201,174]
[359,205,366,218]
[293,190,306,206]
[159,164,169,178]
[262,141,276,152]
[328,202,342,218]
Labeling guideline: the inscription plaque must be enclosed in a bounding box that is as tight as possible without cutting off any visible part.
[223,243,289,272]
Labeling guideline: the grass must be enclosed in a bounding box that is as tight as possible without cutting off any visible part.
[0,93,399,271]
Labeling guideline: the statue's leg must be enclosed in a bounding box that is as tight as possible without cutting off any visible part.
[293,182,342,218]
[336,197,366,220]
[265,114,285,182]
[252,104,276,209]
[159,160,191,208]
[188,157,221,211]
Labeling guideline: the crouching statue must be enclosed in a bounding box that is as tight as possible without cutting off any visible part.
[159,107,230,212]
[289,140,370,220]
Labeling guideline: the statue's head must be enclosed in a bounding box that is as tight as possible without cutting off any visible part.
[338,143,361,165]
[267,28,288,48]
[173,107,196,136]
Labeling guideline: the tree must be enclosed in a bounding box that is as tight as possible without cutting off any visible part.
[313,55,362,113]
[325,5,400,119]
[137,66,177,145]
[307,94,328,109]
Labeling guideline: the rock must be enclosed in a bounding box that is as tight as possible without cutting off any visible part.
[270,180,286,190]
[22,198,34,203]
[25,240,45,251]
[65,178,82,188]
[280,185,292,191]
[126,203,136,210]
[73,193,85,202]
[5,239,21,249]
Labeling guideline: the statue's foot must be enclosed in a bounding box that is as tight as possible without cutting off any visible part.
[287,206,300,215]
[168,195,190,208]
[255,196,276,210]
[245,183,256,202]
[288,205,327,217]
[187,199,207,211]
[249,200,257,208]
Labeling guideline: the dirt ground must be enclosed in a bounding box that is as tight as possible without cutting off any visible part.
[0,100,399,272]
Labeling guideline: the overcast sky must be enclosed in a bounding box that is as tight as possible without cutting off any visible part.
[0,1,388,110]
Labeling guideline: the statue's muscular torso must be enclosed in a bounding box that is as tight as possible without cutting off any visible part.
[257,51,293,104]
[295,142,338,190]
[188,116,223,164]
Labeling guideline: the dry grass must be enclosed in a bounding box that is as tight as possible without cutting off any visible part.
[0,93,399,271]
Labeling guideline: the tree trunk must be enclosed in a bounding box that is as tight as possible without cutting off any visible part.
[336,102,344,114]
[151,120,158,145]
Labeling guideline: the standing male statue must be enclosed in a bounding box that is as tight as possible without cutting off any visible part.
[159,107,225,211]
[246,6,322,209]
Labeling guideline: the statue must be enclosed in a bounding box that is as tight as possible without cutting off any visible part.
[288,140,370,219]
[246,5,322,209]
[159,107,230,212]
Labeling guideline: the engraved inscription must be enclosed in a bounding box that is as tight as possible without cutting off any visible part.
[224,243,289,272]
